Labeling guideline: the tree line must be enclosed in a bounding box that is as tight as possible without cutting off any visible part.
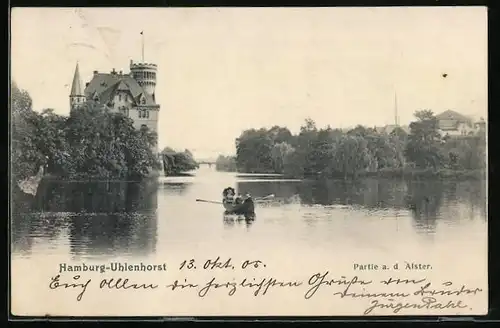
[11,82,161,182]
[217,110,486,179]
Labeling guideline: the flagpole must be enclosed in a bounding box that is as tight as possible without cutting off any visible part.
[394,90,398,126]
[141,31,145,62]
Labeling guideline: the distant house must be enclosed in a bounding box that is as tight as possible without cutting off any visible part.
[435,110,476,137]
[474,117,486,133]
[374,125,410,135]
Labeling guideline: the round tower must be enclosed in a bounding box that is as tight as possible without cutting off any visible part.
[129,60,157,97]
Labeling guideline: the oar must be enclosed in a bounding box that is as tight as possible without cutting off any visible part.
[255,194,275,201]
[196,194,275,205]
[196,199,223,204]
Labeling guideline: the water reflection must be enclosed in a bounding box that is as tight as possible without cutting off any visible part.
[222,213,256,229]
[158,181,192,195]
[11,179,158,258]
[237,177,487,234]
[237,180,300,200]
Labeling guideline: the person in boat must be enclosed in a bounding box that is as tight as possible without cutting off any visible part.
[234,192,252,204]
[222,187,236,204]
[234,194,243,205]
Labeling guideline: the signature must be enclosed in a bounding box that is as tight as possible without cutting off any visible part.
[363,297,468,315]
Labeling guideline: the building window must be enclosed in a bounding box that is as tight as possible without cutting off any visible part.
[118,94,122,101]
[138,109,149,119]
[141,98,146,105]
[120,107,128,117]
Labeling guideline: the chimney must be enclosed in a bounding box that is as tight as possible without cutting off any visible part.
[119,70,123,75]
[85,82,89,87]
[130,59,133,66]
[93,70,98,75]
[111,68,116,74]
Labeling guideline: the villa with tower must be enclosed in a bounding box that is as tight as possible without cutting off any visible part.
[69,59,160,153]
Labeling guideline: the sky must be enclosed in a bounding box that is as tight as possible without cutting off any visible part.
[11,7,487,160]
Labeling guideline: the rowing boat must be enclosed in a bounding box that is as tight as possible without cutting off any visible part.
[223,197,255,215]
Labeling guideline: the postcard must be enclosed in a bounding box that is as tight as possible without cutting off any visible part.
[10,6,488,317]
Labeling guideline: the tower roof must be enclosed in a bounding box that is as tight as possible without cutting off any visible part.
[70,62,84,96]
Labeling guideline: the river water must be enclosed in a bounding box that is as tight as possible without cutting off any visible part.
[10,165,489,316]
[11,165,487,261]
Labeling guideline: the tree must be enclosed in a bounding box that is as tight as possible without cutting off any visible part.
[267,126,294,144]
[404,110,444,169]
[365,133,402,170]
[215,155,237,172]
[11,82,47,182]
[161,147,198,175]
[236,128,274,173]
[331,135,371,179]
[11,81,33,114]
[271,142,295,173]
[307,127,337,175]
[173,150,199,172]
[390,126,408,141]
[441,135,486,170]
[347,125,374,138]
[61,101,159,179]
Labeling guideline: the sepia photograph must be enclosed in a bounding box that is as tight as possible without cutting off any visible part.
[10,7,487,317]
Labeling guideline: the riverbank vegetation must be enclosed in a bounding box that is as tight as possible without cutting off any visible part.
[230,111,486,180]
[215,155,237,172]
[11,82,160,182]
[160,147,199,176]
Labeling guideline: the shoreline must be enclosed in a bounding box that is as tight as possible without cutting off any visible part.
[31,168,486,183]
[225,168,487,181]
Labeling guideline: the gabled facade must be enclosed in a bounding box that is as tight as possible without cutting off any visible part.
[435,110,478,137]
[69,60,160,153]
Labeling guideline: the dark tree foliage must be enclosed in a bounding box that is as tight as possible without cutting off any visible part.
[161,147,199,175]
[215,155,237,172]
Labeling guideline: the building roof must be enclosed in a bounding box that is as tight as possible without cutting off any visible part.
[435,110,472,123]
[475,117,486,124]
[375,125,410,134]
[70,63,84,96]
[84,72,156,107]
